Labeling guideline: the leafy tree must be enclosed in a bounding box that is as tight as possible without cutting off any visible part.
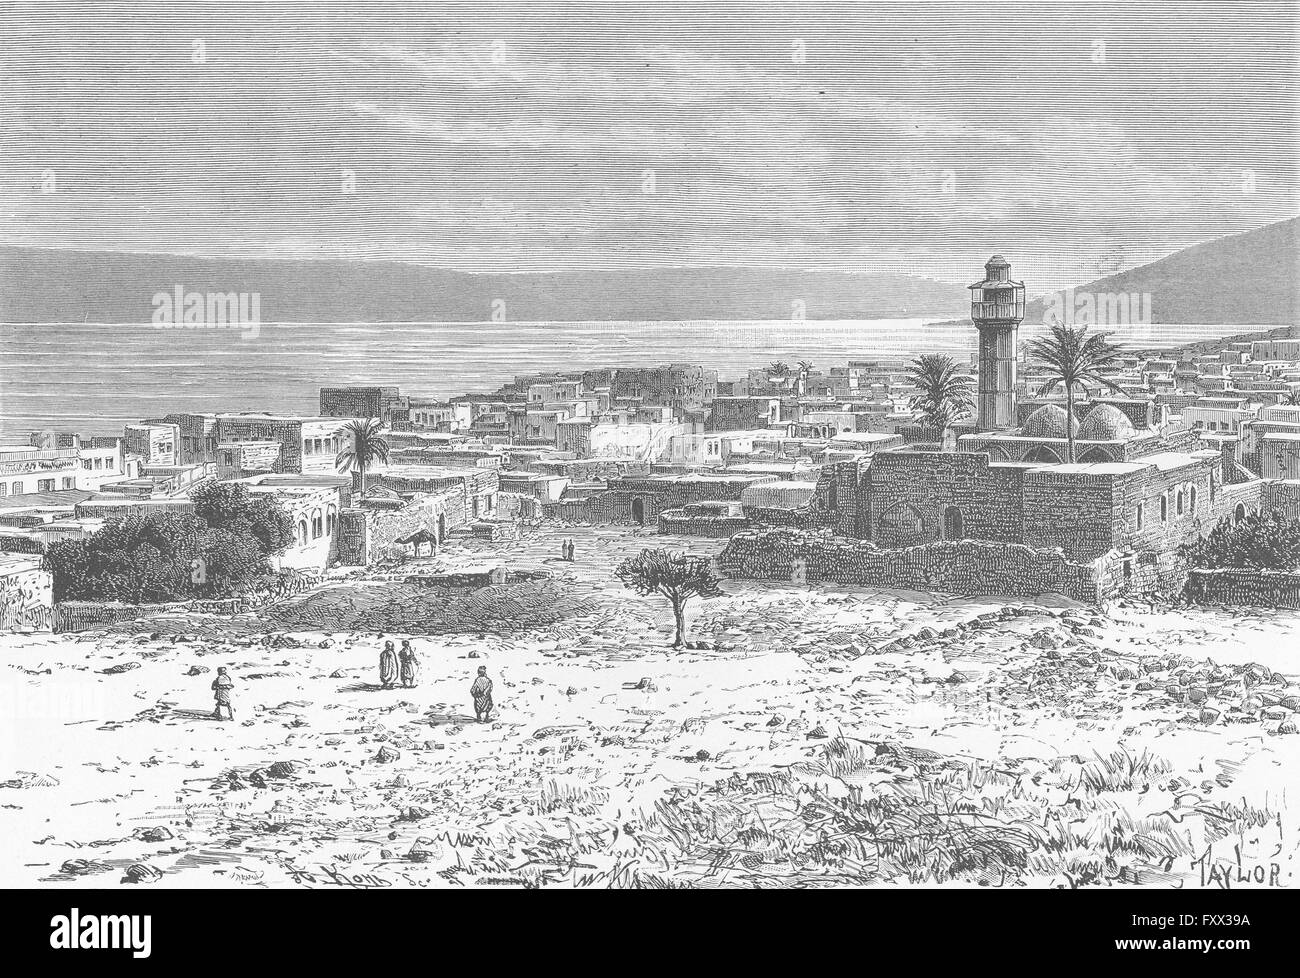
[905,353,974,440]
[1024,320,1124,463]
[336,418,390,498]
[190,481,293,557]
[1180,512,1300,571]
[44,487,290,603]
[615,548,723,648]
[768,361,792,378]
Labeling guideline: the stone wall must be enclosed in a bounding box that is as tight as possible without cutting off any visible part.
[336,509,368,565]
[54,597,250,633]
[1185,568,1300,608]
[719,529,1104,603]
[1263,480,1300,521]
[0,562,54,631]
[361,489,468,564]
[657,511,752,537]
[547,475,774,525]
[867,452,1027,550]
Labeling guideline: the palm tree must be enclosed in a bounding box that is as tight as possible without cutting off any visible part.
[796,359,814,396]
[335,418,390,498]
[1283,390,1300,407]
[1024,320,1125,464]
[768,360,792,378]
[905,353,974,442]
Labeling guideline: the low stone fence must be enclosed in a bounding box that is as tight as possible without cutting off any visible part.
[719,528,1105,602]
[657,512,752,538]
[55,597,252,633]
[1184,568,1300,608]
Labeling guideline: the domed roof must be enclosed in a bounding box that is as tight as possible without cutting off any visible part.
[1078,403,1136,441]
[1020,403,1077,440]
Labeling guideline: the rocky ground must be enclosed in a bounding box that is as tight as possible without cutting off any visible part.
[1,524,1297,889]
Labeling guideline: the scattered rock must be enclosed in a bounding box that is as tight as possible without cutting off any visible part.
[101,662,141,675]
[133,826,173,843]
[373,745,400,764]
[1029,630,1058,650]
[122,863,163,885]
[767,715,784,727]
[329,669,349,679]
[266,761,300,779]
[60,859,94,875]
[806,724,829,739]
[186,665,209,676]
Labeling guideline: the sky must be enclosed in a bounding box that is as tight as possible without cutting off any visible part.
[1,0,1297,290]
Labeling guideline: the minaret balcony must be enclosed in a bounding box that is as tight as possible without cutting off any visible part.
[972,298,1025,322]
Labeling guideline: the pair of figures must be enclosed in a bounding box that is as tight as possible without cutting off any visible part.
[560,538,576,561]
[379,639,420,688]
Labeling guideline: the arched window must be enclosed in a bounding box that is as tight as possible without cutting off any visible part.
[1189,487,1197,512]
[297,520,308,545]
[1136,502,1144,530]
[1234,502,1246,523]
[1176,490,1184,515]
[311,509,323,539]
[1160,496,1168,522]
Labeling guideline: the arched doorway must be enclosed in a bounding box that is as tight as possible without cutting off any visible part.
[878,501,931,546]
[1234,503,1246,523]
[631,498,646,525]
[437,514,447,543]
[1077,447,1112,463]
[942,506,964,540]
[1023,445,1062,464]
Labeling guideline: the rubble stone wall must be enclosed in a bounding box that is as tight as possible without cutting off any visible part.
[657,512,752,537]
[1263,480,1300,521]
[867,452,1028,550]
[719,529,1103,602]
[1185,568,1300,608]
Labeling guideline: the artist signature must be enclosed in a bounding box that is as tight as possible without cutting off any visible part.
[1191,844,1289,889]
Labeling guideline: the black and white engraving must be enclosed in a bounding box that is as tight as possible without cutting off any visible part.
[0,2,1297,895]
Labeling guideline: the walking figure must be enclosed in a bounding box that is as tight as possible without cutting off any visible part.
[211,667,234,721]
[399,639,420,688]
[471,666,494,722]
[379,640,399,688]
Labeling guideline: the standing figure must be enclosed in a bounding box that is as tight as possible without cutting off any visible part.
[567,538,577,561]
[398,639,420,688]
[470,666,494,722]
[379,640,399,688]
[211,667,234,721]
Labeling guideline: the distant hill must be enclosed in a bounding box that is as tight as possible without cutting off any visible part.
[1024,217,1298,326]
[0,247,968,323]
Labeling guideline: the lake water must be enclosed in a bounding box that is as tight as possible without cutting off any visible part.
[0,318,1257,438]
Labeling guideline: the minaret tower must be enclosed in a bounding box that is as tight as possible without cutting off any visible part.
[969,255,1025,431]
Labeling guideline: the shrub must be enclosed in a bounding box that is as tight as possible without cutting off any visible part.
[1179,512,1300,572]
[44,485,293,603]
